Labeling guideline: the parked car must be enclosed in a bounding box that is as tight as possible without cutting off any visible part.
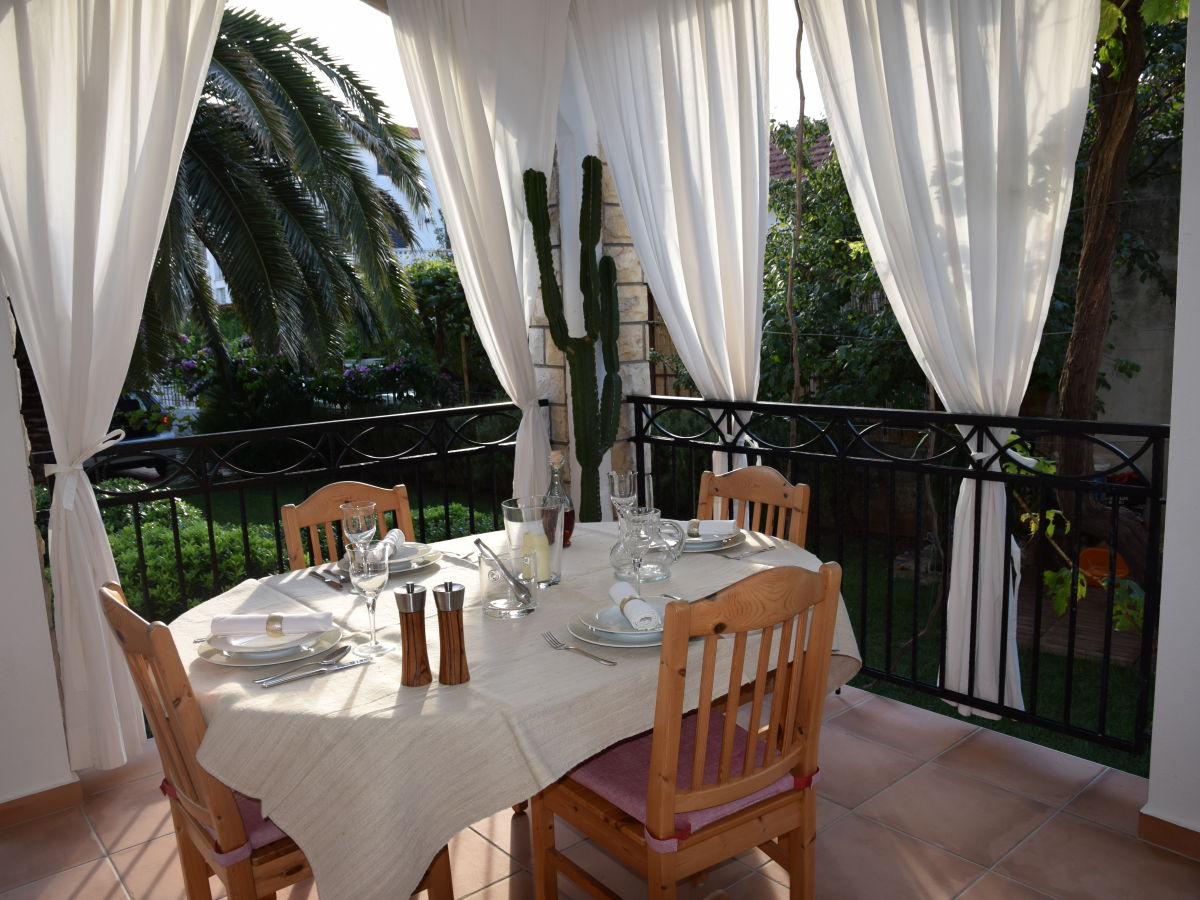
[111,389,172,439]
[95,390,177,478]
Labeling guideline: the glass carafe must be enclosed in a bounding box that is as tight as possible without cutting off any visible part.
[609,507,684,583]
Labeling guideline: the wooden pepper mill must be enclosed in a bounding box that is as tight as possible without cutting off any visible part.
[395,583,432,687]
[433,581,469,685]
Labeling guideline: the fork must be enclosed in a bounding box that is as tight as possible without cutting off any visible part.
[729,545,773,560]
[541,631,617,666]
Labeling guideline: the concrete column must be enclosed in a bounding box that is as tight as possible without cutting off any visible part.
[1142,9,1200,857]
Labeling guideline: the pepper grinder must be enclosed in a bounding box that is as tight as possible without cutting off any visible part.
[395,583,432,686]
[432,581,469,685]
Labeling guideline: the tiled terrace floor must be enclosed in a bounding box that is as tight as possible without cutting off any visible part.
[4,686,1199,899]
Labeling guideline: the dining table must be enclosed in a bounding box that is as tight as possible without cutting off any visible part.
[170,521,861,900]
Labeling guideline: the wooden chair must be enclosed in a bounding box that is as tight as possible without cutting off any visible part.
[696,465,811,548]
[280,481,415,570]
[531,563,841,899]
[99,583,452,900]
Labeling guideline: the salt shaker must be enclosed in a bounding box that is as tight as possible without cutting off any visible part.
[395,583,432,687]
[432,581,469,685]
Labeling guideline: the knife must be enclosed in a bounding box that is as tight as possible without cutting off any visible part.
[252,643,351,684]
[308,569,343,589]
[260,656,372,687]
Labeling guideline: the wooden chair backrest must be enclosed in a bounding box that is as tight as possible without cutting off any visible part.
[281,481,415,570]
[696,466,811,547]
[99,583,249,854]
[644,564,840,841]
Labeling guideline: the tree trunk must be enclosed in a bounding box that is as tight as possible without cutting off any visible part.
[1057,6,1144,441]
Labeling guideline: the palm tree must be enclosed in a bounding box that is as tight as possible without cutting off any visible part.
[132,7,429,381]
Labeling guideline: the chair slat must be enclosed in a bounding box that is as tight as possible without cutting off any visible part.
[281,481,415,570]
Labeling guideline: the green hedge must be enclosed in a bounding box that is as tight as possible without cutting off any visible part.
[94,477,498,620]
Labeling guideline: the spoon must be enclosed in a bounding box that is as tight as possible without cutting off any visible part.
[253,644,351,684]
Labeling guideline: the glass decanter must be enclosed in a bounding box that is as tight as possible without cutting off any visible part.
[546,450,574,547]
[609,506,684,583]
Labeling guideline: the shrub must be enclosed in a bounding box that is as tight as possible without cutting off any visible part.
[416,503,498,542]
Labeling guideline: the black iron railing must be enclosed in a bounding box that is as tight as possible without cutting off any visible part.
[31,402,532,622]
[628,395,1168,753]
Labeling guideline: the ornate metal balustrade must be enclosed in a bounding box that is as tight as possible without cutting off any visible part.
[31,402,532,622]
[628,395,1168,754]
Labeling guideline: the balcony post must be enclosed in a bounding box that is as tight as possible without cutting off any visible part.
[1142,9,1200,859]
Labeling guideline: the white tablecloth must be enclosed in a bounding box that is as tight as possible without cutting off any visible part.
[171,523,860,899]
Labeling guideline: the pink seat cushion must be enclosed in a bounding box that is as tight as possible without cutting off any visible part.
[569,712,805,852]
[161,779,287,865]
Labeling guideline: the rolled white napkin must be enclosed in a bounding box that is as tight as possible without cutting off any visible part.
[381,530,407,553]
[607,583,662,631]
[697,519,738,537]
[210,611,333,637]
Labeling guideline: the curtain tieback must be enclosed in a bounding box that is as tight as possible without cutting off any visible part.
[970,447,1038,472]
[45,429,125,511]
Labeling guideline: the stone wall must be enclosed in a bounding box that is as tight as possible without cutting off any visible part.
[528,157,652,491]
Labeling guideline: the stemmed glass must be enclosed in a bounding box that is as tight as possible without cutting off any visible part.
[340,500,377,550]
[340,501,377,596]
[348,540,392,658]
[609,471,650,518]
[619,507,656,600]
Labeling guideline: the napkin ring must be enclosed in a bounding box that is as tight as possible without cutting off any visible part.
[618,596,638,613]
[265,614,285,637]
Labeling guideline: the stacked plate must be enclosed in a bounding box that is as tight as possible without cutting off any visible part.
[567,598,669,648]
[338,543,443,575]
[197,627,341,667]
[680,527,747,554]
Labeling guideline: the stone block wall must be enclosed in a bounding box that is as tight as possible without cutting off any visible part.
[528,156,652,489]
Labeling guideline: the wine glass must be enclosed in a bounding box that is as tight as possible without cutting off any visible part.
[348,541,392,658]
[608,471,640,518]
[620,507,656,600]
[340,500,378,551]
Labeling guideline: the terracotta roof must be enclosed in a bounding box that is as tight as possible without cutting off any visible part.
[768,130,833,181]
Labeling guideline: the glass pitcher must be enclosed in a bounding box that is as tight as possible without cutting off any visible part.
[609,507,684,583]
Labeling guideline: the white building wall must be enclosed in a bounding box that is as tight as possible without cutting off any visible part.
[0,315,74,803]
[1145,11,1200,839]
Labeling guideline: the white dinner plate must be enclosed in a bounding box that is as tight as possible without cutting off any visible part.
[197,627,341,667]
[681,529,747,553]
[339,546,441,573]
[567,620,662,649]
[207,631,322,654]
[578,598,669,636]
[388,549,442,574]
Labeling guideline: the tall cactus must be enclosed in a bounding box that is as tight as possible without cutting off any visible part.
[524,156,621,521]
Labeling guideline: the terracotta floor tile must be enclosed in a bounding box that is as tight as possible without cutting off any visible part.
[957,873,1054,899]
[857,764,1054,866]
[1065,767,1148,835]
[823,684,874,722]
[828,695,977,760]
[719,871,792,898]
[455,869,585,900]
[813,814,983,900]
[934,728,1104,807]
[0,859,124,900]
[815,725,924,809]
[996,812,1200,900]
[446,822,522,897]
[470,808,585,868]
[108,833,225,900]
[276,879,319,898]
[0,808,103,894]
[82,773,173,853]
[77,738,161,798]
[558,839,755,899]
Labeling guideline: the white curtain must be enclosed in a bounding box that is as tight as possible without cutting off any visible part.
[799,0,1098,714]
[0,0,224,768]
[571,0,769,414]
[388,0,572,498]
